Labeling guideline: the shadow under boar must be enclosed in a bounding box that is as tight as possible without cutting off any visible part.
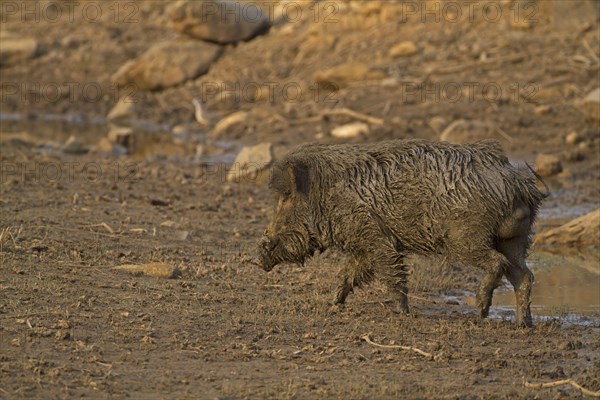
[256,139,545,327]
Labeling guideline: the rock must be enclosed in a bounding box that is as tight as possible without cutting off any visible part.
[95,137,127,156]
[108,126,133,148]
[62,136,89,155]
[581,88,600,124]
[389,41,417,57]
[534,105,553,115]
[160,220,179,228]
[331,122,369,139]
[111,39,222,91]
[0,36,38,67]
[113,263,181,279]
[175,230,190,241]
[107,96,136,121]
[536,209,600,247]
[439,119,505,144]
[211,111,249,139]
[565,131,582,145]
[228,142,273,182]
[563,148,585,162]
[314,63,384,91]
[535,154,563,177]
[168,0,270,44]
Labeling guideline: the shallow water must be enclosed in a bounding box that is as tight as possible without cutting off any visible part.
[459,251,600,326]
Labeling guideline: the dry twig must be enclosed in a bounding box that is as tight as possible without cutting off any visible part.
[361,334,434,361]
[524,378,600,397]
[291,107,385,126]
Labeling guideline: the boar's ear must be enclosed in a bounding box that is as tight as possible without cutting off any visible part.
[288,162,310,196]
[268,163,291,195]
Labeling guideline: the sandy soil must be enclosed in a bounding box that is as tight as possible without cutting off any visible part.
[1,1,599,399]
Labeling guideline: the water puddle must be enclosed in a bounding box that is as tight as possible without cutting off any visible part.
[0,113,239,163]
[460,251,600,326]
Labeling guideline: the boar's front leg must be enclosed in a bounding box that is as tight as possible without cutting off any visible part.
[334,257,374,305]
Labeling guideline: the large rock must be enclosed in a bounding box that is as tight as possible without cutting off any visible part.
[169,0,270,44]
[581,88,600,125]
[0,36,38,67]
[228,142,273,182]
[536,209,600,247]
[112,39,222,90]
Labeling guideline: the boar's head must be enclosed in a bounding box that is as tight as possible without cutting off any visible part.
[257,159,322,272]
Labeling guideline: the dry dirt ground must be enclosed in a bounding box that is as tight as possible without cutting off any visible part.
[1,0,600,399]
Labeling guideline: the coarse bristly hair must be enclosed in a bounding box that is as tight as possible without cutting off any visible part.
[262,138,545,327]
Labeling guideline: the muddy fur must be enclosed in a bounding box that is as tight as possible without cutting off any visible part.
[257,139,545,327]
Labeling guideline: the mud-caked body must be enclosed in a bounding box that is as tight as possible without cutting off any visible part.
[257,139,545,327]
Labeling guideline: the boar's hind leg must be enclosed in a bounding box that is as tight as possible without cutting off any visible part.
[496,237,534,327]
[334,258,374,305]
[475,250,509,320]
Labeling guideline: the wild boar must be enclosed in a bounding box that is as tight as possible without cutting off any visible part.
[256,139,545,327]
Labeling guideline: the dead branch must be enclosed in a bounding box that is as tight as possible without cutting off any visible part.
[361,334,434,361]
[429,53,525,75]
[524,378,600,397]
[495,127,514,144]
[290,107,385,126]
[321,108,385,125]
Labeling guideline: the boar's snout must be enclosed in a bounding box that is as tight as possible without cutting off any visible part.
[257,235,278,272]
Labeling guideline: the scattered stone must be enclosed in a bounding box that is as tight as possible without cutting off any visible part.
[331,122,369,139]
[565,130,582,145]
[439,119,504,144]
[0,36,38,67]
[62,136,89,155]
[563,148,585,162]
[160,220,179,228]
[175,230,190,241]
[536,209,600,247]
[95,138,127,156]
[57,320,70,329]
[581,88,600,124]
[55,329,70,340]
[228,142,273,182]
[108,126,133,148]
[314,63,384,91]
[510,18,533,30]
[535,153,563,177]
[389,41,418,57]
[107,96,137,121]
[534,105,553,115]
[168,0,270,44]
[112,39,222,90]
[172,123,202,136]
[112,263,181,279]
[211,111,249,139]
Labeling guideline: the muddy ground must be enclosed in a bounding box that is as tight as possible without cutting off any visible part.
[1,0,600,399]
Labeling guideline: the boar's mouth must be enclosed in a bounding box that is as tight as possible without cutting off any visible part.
[257,236,279,272]
[256,233,324,272]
